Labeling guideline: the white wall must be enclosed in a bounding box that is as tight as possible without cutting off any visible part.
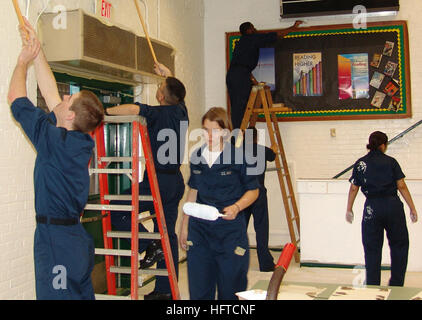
[298,179,422,272]
[0,0,204,300]
[204,0,422,247]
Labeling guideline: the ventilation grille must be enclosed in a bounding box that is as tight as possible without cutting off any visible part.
[84,14,136,69]
[40,10,175,84]
[137,37,174,74]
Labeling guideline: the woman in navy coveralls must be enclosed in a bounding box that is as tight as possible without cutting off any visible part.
[346,131,418,286]
[179,107,259,300]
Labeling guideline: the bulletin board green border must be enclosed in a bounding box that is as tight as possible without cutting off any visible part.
[225,21,411,121]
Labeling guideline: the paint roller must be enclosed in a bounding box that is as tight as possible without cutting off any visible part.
[266,243,296,300]
[183,202,227,221]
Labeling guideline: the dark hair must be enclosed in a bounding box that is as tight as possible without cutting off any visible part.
[202,107,233,132]
[239,22,253,35]
[70,90,104,133]
[164,77,186,105]
[366,131,388,151]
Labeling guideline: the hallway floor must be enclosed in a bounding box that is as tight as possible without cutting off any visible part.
[137,248,422,300]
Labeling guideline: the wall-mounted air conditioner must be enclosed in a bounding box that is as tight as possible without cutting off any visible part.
[39,9,175,85]
[280,0,399,19]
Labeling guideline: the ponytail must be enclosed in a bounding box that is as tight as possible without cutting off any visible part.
[366,131,388,151]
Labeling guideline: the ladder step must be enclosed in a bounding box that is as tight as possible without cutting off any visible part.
[85,204,133,211]
[110,266,168,276]
[104,194,153,202]
[139,214,156,223]
[100,157,146,163]
[100,157,133,162]
[104,115,146,124]
[107,231,161,240]
[95,248,132,257]
[89,168,133,175]
[95,294,131,300]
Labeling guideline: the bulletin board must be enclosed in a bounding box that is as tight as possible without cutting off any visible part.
[226,21,411,121]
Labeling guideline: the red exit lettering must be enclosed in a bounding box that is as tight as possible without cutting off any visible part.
[101,0,112,18]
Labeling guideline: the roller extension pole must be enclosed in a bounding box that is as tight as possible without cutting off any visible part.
[12,0,29,39]
[133,0,158,64]
[266,243,296,300]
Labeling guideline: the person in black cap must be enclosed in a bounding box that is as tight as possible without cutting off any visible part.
[226,20,303,129]
[346,131,418,286]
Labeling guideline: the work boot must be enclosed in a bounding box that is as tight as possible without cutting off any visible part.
[139,240,164,269]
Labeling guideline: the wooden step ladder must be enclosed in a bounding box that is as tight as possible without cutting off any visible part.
[235,84,301,262]
[84,115,180,300]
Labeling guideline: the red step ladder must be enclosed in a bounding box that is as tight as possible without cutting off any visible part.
[85,115,180,300]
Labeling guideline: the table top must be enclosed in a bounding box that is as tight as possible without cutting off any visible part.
[251,280,422,300]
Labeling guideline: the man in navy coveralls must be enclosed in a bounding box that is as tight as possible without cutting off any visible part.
[226,20,303,129]
[106,63,188,300]
[8,19,104,299]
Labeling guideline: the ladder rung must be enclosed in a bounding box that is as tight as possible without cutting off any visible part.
[104,195,153,202]
[139,214,156,223]
[104,115,146,124]
[95,294,131,300]
[100,157,146,163]
[100,157,133,162]
[95,248,132,257]
[107,231,161,240]
[110,266,168,276]
[252,107,290,113]
[85,204,133,211]
[89,168,133,175]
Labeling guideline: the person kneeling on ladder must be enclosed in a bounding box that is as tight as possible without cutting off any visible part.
[106,63,188,300]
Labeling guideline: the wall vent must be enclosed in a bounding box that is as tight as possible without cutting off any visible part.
[39,9,174,85]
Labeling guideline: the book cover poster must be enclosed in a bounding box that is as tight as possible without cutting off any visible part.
[383,41,395,56]
[252,48,276,91]
[383,80,399,96]
[338,53,370,100]
[371,91,386,108]
[370,71,385,89]
[293,52,322,97]
[384,61,398,77]
[389,96,401,111]
[370,53,382,68]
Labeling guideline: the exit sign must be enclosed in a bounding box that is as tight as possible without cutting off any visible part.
[101,0,112,18]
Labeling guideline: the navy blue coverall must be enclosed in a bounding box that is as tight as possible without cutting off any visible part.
[110,102,188,294]
[226,32,277,129]
[349,149,409,286]
[187,143,259,300]
[11,97,95,300]
[243,144,276,271]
